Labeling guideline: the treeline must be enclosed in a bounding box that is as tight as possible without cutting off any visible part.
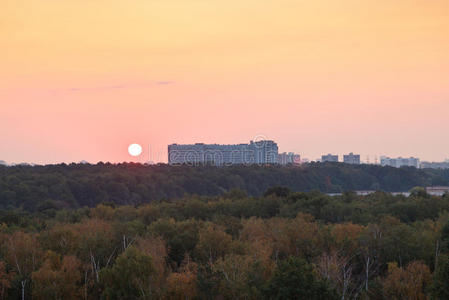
[1,163,449,211]
[0,190,448,299]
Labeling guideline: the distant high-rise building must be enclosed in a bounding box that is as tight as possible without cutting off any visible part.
[278,152,301,165]
[380,156,420,168]
[168,140,278,165]
[321,154,339,162]
[343,153,360,164]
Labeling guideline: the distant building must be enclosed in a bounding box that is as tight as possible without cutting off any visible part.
[380,156,420,168]
[293,154,301,164]
[0,160,6,166]
[322,154,338,163]
[355,190,376,196]
[343,153,360,164]
[420,161,449,169]
[168,140,278,165]
[426,186,449,196]
[278,152,301,165]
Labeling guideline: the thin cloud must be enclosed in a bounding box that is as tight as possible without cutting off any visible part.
[67,85,126,92]
[102,85,125,90]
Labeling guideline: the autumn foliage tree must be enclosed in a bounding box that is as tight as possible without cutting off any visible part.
[382,261,431,300]
[195,224,233,263]
[31,251,82,300]
[5,231,42,300]
[166,256,197,300]
[0,184,447,299]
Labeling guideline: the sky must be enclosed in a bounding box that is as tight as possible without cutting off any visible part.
[1,0,448,164]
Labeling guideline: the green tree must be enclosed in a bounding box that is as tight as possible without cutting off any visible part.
[264,186,291,198]
[100,247,156,300]
[441,221,449,252]
[266,257,338,300]
[431,254,449,300]
[194,224,233,263]
[409,187,428,198]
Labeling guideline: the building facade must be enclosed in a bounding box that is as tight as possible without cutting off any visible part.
[380,156,420,168]
[321,154,339,162]
[343,153,360,164]
[168,140,279,165]
[426,186,449,196]
[278,152,301,165]
[420,160,449,169]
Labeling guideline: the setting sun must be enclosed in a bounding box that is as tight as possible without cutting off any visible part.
[128,143,142,157]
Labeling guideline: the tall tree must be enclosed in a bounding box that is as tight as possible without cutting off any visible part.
[0,261,15,300]
[195,224,233,263]
[382,261,431,300]
[266,257,338,300]
[5,231,42,300]
[431,254,449,300]
[100,247,156,300]
[31,252,82,300]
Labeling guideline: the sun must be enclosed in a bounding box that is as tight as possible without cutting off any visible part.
[128,143,142,157]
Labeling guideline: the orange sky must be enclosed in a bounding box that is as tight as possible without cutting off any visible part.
[1,0,448,164]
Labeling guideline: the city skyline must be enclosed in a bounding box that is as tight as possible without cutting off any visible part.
[2,0,448,164]
[1,137,448,167]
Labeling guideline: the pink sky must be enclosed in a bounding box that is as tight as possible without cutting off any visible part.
[1,0,448,164]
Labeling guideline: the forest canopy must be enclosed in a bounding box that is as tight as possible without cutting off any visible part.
[1,162,448,211]
[0,163,449,298]
[0,189,448,299]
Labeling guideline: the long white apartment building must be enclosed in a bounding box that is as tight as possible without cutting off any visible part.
[168,140,279,165]
[380,156,420,168]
